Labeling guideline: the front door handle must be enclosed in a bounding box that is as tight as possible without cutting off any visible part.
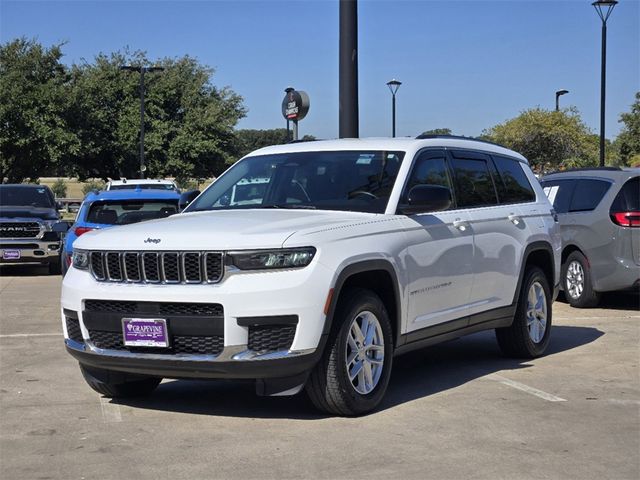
[508,214,522,226]
[453,219,470,232]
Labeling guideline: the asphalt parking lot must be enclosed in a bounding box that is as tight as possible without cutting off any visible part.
[1,265,638,480]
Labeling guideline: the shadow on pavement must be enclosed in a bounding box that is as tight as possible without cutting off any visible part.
[556,291,639,311]
[113,325,603,420]
[0,264,53,277]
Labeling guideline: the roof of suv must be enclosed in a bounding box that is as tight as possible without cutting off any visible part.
[542,167,639,182]
[247,137,528,163]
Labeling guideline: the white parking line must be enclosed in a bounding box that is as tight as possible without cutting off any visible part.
[489,374,567,402]
[99,397,122,423]
[0,333,61,338]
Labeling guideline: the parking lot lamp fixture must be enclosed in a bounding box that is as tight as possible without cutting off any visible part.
[119,65,165,178]
[386,79,402,138]
[555,89,569,111]
[592,0,618,167]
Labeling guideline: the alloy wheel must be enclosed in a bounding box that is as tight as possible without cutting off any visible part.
[345,310,385,395]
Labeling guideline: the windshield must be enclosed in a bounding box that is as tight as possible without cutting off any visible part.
[187,150,405,214]
[109,184,178,191]
[86,200,179,225]
[0,186,55,208]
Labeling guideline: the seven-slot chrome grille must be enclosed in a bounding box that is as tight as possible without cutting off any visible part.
[89,251,223,284]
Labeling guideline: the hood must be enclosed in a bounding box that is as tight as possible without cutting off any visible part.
[0,206,59,221]
[75,209,381,251]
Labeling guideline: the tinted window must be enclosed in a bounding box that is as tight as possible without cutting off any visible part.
[450,158,498,207]
[610,177,640,211]
[403,154,451,203]
[541,179,575,214]
[0,186,54,208]
[86,200,179,225]
[492,156,536,203]
[569,180,611,212]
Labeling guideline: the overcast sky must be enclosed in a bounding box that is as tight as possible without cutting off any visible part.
[2,0,639,140]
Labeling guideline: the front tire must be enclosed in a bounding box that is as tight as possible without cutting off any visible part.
[562,251,600,308]
[496,266,552,358]
[306,288,393,416]
[80,365,161,398]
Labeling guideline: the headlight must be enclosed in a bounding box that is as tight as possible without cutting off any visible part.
[72,250,90,270]
[228,247,316,270]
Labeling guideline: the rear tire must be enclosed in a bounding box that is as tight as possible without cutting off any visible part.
[306,288,393,416]
[562,251,600,308]
[80,365,161,398]
[496,266,552,358]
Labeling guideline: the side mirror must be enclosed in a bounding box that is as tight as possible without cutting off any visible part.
[401,185,452,215]
[179,190,200,211]
[52,221,70,233]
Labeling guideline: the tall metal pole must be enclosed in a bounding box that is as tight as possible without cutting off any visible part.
[599,21,607,167]
[391,93,396,137]
[339,0,358,138]
[139,68,146,179]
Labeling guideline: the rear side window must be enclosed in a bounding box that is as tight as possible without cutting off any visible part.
[541,179,576,214]
[492,156,536,204]
[569,180,611,212]
[450,158,498,207]
[610,177,640,211]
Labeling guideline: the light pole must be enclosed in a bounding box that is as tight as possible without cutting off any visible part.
[120,65,165,178]
[386,79,401,137]
[555,89,569,111]
[592,0,618,167]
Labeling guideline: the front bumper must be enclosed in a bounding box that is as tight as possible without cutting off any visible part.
[0,238,60,264]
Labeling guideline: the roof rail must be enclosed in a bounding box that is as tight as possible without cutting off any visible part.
[415,134,507,149]
[287,138,319,144]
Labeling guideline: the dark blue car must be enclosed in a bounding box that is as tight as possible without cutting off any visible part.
[62,188,181,275]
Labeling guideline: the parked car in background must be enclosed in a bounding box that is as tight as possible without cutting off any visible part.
[61,189,181,275]
[0,184,65,274]
[541,167,640,307]
[105,179,180,192]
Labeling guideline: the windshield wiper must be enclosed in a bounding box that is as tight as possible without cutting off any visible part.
[261,204,316,210]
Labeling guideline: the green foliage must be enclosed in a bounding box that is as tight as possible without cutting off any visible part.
[615,92,640,167]
[66,49,246,182]
[175,178,200,191]
[51,178,67,198]
[235,129,316,159]
[420,128,453,136]
[482,108,598,172]
[81,179,105,195]
[0,38,79,183]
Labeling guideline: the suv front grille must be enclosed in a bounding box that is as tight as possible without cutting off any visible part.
[0,222,42,238]
[84,299,224,317]
[87,251,224,284]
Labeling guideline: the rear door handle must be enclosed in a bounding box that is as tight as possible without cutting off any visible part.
[453,219,470,231]
[508,215,522,226]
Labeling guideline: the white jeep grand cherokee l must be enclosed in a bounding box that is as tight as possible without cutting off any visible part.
[61,136,561,415]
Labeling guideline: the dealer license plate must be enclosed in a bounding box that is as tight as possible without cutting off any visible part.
[122,318,169,348]
[2,250,20,260]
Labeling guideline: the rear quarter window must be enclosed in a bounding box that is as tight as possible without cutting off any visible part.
[492,156,536,204]
[610,177,640,212]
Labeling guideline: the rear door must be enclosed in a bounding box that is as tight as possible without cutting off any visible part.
[448,150,532,316]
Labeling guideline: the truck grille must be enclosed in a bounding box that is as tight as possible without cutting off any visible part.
[88,251,224,284]
[0,222,42,239]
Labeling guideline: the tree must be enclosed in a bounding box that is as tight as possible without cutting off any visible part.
[615,92,640,167]
[420,128,453,136]
[51,178,67,197]
[482,108,598,172]
[66,49,246,182]
[0,38,79,183]
[235,129,316,158]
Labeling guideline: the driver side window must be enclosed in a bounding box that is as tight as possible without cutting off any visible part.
[402,152,452,204]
